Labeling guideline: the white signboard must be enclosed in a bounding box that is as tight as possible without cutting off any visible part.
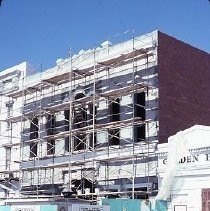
[71,204,110,211]
[160,153,210,166]
[11,205,40,211]
[174,205,187,211]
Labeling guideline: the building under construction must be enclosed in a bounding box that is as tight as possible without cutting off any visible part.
[0,30,210,200]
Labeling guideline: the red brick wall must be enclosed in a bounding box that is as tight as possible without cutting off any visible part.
[158,31,210,143]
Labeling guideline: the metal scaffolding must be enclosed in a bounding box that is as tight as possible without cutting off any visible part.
[0,31,159,200]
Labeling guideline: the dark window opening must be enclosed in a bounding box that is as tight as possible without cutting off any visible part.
[110,98,120,122]
[6,104,13,118]
[134,92,145,142]
[134,189,149,200]
[135,125,145,142]
[7,122,12,131]
[74,108,86,150]
[89,132,97,149]
[65,136,70,152]
[30,118,38,158]
[73,93,87,151]
[30,118,38,140]
[64,110,70,130]
[72,178,95,195]
[89,103,97,125]
[46,114,56,135]
[74,108,86,129]
[47,139,55,155]
[109,129,120,145]
[202,189,210,211]
[61,92,69,101]
[64,110,70,152]
[30,142,38,158]
[74,134,85,151]
[109,98,120,146]
[75,93,85,100]
[89,103,97,148]
[135,92,145,119]
[46,115,56,155]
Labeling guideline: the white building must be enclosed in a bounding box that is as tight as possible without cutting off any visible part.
[157,125,210,211]
[18,31,158,198]
[0,62,34,198]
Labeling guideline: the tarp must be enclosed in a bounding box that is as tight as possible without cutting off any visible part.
[0,206,10,211]
[102,199,167,211]
[156,131,188,200]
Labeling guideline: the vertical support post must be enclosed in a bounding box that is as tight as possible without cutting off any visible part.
[91,47,96,199]
[68,47,73,192]
[19,69,26,197]
[132,30,135,199]
[132,157,135,199]
[36,64,43,198]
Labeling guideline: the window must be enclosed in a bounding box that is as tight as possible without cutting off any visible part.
[202,189,210,211]
[64,110,70,152]
[65,136,70,152]
[30,118,38,140]
[47,139,55,155]
[109,98,120,146]
[89,103,97,148]
[46,115,56,135]
[134,92,145,142]
[29,118,38,157]
[6,122,12,131]
[89,132,97,149]
[5,101,14,118]
[64,110,70,130]
[46,115,56,155]
[30,142,38,158]
[74,93,86,151]
[3,78,13,90]
[7,106,12,118]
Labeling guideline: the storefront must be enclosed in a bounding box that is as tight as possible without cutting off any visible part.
[157,125,210,211]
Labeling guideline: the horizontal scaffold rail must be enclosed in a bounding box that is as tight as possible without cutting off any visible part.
[1,142,20,147]
[3,82,152,123]
[21,144,157,170]
[21,118,150,143]
[6,47,154,98]
[0,169,20,174]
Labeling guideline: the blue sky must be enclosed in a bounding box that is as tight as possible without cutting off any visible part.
[0,0,210,71]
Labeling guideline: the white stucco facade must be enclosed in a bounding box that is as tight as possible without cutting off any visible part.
[157,125,210,211]
[0,31,159,198]
[0,62,33,198]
